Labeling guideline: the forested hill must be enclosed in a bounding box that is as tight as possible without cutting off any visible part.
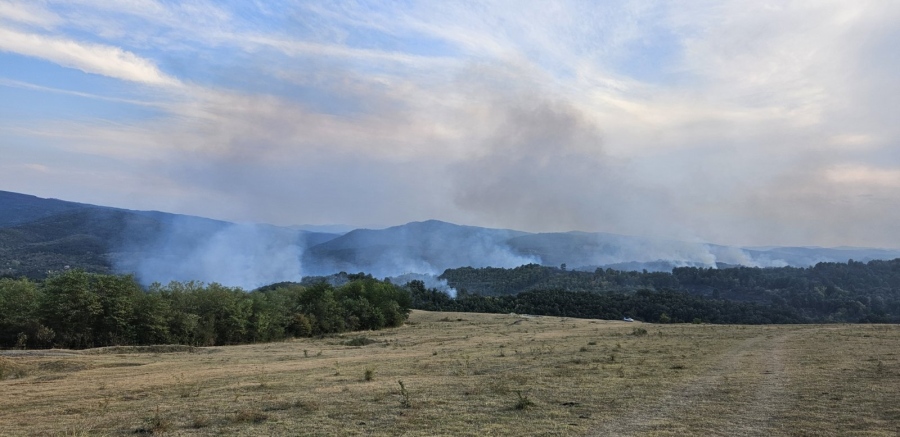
[437,260,900,323]
[6,190,900,287]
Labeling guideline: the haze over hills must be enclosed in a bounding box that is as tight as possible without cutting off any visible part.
[3,190,900,289]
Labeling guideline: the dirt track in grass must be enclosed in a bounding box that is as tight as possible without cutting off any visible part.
[588,331,794,436]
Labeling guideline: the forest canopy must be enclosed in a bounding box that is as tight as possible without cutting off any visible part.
[3,258,899,349]
[0,270,411,349]
[435,259,900,323]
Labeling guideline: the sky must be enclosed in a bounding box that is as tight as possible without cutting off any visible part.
[1,0,900,248]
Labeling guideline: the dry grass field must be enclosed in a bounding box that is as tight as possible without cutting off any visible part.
[1,310,899,436]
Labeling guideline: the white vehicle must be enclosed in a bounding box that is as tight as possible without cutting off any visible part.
[623,317,634,322]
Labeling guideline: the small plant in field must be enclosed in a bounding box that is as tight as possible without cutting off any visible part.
[138,406,172,434]
[344,337,377,346]
[398,380,411,408]
[0,357,29,380]
[579,346,589,352]
[190,415,211,429]
[303,349,308,358]
[96,396,110,416]
[514,391,535,410]
[293,399,320,412]
[488,379,510,395]
[364,368,375,381]
[587,341,597,346]
[456,355,473,376]
[254,366,269,388]
[233,408,268,423]
[632,328,648,336]
[173,373,202,397]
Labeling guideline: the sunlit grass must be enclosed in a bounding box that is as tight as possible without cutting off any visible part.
[0,311,897,436]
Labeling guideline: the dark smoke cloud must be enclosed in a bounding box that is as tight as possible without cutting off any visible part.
[450,92,669,236]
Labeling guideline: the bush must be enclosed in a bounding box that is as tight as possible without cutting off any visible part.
[514,391,535,410]
[344,337,377,347]
[233,409,268,423]
[398,380,411,408]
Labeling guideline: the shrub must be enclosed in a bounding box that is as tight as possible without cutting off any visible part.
[0,357,29,380]
[233,409,268,423]
[514,391,535,410]
[398,380,411,408]
[138,406,172,434]
[344,337,377,347]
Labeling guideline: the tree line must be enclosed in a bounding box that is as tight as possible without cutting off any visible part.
[408,281,801,324]
[5,258,897,350]
[0,270,411,349]
[438,259,900,323]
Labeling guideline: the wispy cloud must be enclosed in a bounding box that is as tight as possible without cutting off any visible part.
[2,1,900,247]
[0,0,61,28]
[0,27,180,86]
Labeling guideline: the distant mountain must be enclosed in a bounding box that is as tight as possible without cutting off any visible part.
[0,190,340,286]
[302,220,532,277]
[0,191,91,228]
[740,246,900,267]
[289,224,356,234]
[3,190,900,288]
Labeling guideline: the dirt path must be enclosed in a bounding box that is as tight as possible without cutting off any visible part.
[588,331,795,437]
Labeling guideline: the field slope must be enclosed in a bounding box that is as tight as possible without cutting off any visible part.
[1,311,898,436]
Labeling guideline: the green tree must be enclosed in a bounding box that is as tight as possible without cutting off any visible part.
[0,278,48,347]
[92,274,142,345]
[40,270,103,348]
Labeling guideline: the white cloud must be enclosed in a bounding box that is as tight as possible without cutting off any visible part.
[826,165,900,188]
[0,26,180,86]
[3,1,900,247]
[0,0,60,28]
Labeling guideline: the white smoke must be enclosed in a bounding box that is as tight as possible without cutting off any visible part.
[115,217,304,289]
[387,273,458,298]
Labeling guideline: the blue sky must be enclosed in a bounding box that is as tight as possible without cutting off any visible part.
[2,1,900,247]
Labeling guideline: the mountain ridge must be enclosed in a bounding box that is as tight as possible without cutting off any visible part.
[3,190,900,288]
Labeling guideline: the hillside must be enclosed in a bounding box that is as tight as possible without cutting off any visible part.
[0,191,91,228]
[4,190,900,287]
[302,220,531,277]
[0,191,339,285]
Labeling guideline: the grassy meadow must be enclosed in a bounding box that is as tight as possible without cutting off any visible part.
[1,310,898,436]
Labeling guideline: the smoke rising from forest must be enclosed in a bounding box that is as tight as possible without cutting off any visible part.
[114,217,304,290]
